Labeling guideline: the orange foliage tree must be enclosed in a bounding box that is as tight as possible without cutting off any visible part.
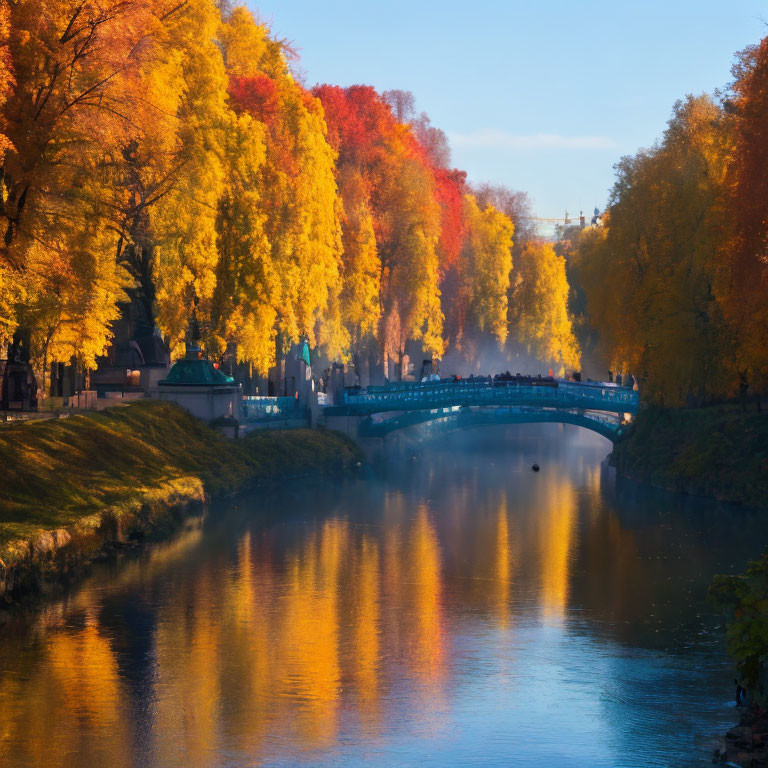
[314,84,445,376]
[721,40,768,392]
[0,0,157,384]
[0,0,587,391]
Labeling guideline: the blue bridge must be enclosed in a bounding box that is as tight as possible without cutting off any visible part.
[322,378,639,443]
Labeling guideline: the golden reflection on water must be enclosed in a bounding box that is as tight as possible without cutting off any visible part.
[154,568,222,765]
[409,505,444,683]
[279,519,345,749]
[354,535,380,730]
[0,454,606,767]
[0,616,130,768]
[494,500,511,629]
[538,480,577,620]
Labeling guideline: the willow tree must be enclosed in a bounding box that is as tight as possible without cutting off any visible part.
[454,194,514,350]
[223,6,344,372]
[510,241,580,374]
[143,0,230,354]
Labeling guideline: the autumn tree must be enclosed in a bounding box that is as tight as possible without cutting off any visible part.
[0,0,159,384]
[473,184,535,248]
[137,0,235,356]
[570,95,732,403]
[379,153,443,366]
[510,241,580,374]
[453,195,514,350]
[0,0,15,343]
[225,7,344,372]
[336,166,380,354]
[210,93,273,371]
[720,40,768,394]
[315,84,445,376]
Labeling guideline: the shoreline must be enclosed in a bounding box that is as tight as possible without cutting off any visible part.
[714,706,768,766]
[0,476,205,612]
[0,401,363,609]
[611,404,768,766]
[609,403,768,511]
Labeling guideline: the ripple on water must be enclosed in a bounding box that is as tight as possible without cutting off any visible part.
[0,424,763,768]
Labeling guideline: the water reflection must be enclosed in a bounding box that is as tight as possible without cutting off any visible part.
[538,479,576,620]
[494,500,511,630]
[1,424,767,767]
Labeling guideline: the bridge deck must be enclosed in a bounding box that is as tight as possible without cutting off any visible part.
[333,379,638,416]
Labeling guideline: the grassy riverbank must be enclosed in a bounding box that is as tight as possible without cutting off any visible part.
[0,400,362,600]
[611,404,768,509]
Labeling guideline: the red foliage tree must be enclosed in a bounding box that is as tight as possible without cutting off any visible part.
[723,39,768,388]
[228,74,279,124]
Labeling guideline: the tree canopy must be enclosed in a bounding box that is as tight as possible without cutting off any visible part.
[0,0,582,389]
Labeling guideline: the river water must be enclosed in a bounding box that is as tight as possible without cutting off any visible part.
[1,424,766,768]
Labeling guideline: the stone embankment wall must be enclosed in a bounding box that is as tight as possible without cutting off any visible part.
[0,400,363,607]
[0,477,204,605]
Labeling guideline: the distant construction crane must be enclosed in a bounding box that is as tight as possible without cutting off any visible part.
[520,211,587,228]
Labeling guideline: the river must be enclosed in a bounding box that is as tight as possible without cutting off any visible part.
[1,424,766,767]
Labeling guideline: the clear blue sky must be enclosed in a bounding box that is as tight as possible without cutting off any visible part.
[246,0,766,225]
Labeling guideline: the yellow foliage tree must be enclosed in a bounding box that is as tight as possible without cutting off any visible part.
[0,0,14,343]
[337,167,381,354]
[145,0,230,355]
[510,241,581,373]
[221,6,345,370]
[211,108,274,372]
[0,0,154,384]
[570,95,732,404]
[379,154,444,367]
[457,194,514,347]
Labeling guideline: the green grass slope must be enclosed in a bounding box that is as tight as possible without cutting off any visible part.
[611,404,768,509]
[0,400,362,559]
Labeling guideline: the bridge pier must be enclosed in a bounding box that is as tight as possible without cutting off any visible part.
[324,412,364,442]
[324,412,420,462]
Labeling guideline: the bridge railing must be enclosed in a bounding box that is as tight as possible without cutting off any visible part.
[555,381,638,409]
[343,379,638,412]
[242,395,300,422]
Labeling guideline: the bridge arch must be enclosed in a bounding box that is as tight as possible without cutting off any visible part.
[357,406,626,442]
[322,379,637,445]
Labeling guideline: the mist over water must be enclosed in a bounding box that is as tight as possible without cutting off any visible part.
[437,340,557,379]
[0,424,765,767]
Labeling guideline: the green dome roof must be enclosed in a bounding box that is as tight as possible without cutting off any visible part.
[159,358,234,386]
